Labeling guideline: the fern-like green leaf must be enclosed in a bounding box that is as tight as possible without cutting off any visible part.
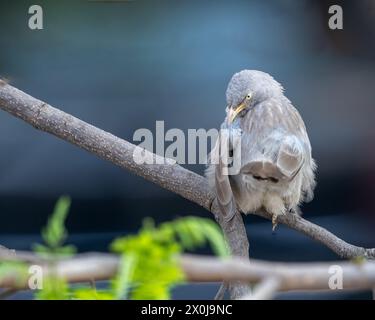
[35,275,69,300]
[41,196,71,249]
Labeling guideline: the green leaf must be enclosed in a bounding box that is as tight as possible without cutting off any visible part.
[0,261,29,288]
[35,275,69,300]
[181,218,206,247]
[201,221,229,257]
[32,243,51,254]
[113,253,136,300]
[173,220,196,250]
[41,196,71,249]
[54,245,76,256]
[72,287,114,300]
[109,216,227,300]
[32,196,77,300]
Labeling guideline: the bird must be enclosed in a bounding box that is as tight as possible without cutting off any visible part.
[206,70,316,230]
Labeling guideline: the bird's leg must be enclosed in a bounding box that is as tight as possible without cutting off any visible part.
[264,195,286,232]
[272,213,285,231]
[272,213,279,232]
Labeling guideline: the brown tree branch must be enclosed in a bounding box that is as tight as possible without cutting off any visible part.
[1,252,375,299]
[0,82,374,298]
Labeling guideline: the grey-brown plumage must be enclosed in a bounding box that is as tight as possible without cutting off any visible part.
[206,70,316,229]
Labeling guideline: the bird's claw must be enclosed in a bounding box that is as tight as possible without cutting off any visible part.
[272,213,279,232]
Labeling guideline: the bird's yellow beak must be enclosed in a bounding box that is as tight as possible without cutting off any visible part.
[228,102,247,124]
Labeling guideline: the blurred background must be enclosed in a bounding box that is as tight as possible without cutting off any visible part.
[0,0,374,299]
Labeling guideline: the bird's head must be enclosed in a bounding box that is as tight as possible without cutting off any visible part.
[226,70,284,124]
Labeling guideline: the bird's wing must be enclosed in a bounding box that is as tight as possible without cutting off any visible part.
[240,143,304,182]
[240,98,308,182]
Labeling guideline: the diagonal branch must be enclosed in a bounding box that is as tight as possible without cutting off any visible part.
[0,81,374,297]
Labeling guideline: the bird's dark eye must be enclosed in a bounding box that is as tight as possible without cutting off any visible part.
[246,93,252,100]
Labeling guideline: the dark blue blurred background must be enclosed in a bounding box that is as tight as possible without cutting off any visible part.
[0,0,375,299]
